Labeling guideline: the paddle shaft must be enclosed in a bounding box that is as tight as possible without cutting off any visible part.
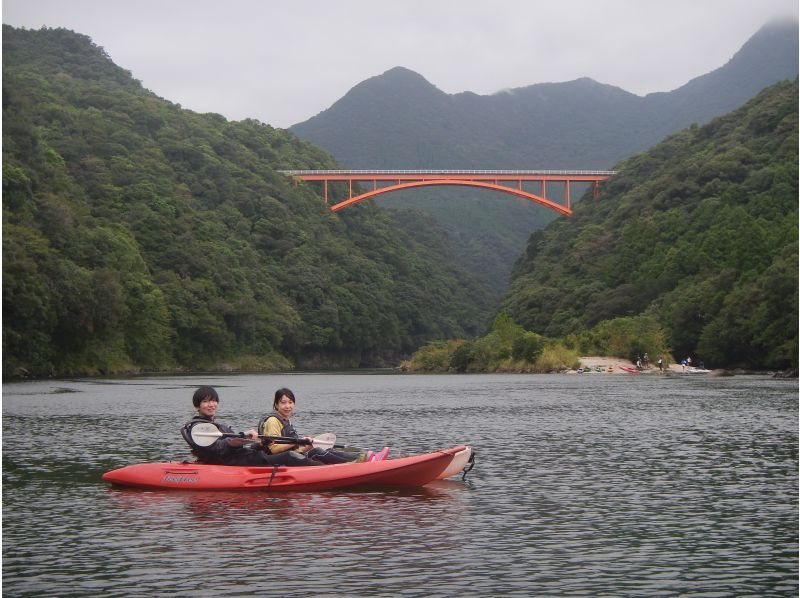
[188,422,354,450]
[213,432,349,449]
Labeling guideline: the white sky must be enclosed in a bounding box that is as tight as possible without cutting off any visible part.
[3,0,798,128]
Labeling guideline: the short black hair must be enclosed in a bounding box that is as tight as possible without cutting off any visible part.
[193,386,219,407]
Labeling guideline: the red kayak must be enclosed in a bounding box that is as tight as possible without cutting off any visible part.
[103,445,470,491]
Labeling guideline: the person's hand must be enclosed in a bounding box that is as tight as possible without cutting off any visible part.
[245,429,259,440]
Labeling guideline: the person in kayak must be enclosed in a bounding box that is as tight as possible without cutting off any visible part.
[182,386,322,467]
[259,388,389,463]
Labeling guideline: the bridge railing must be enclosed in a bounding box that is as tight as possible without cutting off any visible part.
[279,169,617,176]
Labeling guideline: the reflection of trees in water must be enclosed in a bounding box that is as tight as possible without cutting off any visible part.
[107,481,469,558]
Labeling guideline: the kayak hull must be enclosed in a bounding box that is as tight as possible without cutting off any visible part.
[103,445,468,491]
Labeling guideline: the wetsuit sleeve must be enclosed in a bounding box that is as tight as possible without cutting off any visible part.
[264,416,292,454]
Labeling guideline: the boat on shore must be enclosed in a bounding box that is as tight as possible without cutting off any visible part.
[103,445,473,491]
[619,366,641,374]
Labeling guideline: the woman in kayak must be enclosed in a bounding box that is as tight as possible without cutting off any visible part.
[259,388,388,463]
[182,386,322,466]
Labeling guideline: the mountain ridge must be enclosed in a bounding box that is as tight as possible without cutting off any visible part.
[293,20,798,167]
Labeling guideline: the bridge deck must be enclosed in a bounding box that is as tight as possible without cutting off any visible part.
[279,169,616,180]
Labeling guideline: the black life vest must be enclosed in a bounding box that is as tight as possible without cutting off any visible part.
[181,415,240,464]
[257,412,299,453]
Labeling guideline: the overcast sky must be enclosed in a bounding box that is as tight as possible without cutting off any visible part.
[3,0,798,128]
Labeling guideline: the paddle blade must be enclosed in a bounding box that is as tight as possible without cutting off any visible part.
[311,432,336,450]
[189,422,224,447]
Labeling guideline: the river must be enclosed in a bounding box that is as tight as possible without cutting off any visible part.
[2,372,797,596]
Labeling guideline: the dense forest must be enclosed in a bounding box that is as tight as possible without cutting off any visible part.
[2,26,497,378]
[500,80,798,370]
[403,80,798,373]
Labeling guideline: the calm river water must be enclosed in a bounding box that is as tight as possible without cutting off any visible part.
[2,372,797,596]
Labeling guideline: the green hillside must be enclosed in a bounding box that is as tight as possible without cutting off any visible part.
[2,26,496,377]
[502,80,798,369]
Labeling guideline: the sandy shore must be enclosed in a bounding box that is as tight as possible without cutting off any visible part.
[577,356,692,375]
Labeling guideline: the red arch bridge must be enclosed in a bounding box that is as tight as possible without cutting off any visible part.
[279,169,616,216]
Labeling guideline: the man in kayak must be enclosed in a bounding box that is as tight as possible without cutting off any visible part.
[182,386,322,466]
[259,388,389,463]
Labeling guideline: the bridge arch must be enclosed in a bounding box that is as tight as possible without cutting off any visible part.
[328,179,571,215]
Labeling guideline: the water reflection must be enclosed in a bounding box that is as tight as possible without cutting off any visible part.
[106,481,469,527]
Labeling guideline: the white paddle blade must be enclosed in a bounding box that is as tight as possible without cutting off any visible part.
[190,422,224,447]
[312,432,336,450]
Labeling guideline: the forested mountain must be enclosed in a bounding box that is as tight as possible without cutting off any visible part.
[2,25,497,377]
[502,80,798,369]
[290,20,798,290]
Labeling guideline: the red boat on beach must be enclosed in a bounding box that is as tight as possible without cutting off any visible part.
[619,366,641,374]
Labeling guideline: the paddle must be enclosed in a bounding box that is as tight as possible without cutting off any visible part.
[189,422,345,450]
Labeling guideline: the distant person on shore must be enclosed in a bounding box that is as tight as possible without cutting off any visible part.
[181,386,322,466]
[259,388,389,463]
[657,357,664,372]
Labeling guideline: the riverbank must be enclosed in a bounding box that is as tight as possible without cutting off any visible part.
[577,356,713,375]
[6,356,793,380]
[575,357,798,377]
